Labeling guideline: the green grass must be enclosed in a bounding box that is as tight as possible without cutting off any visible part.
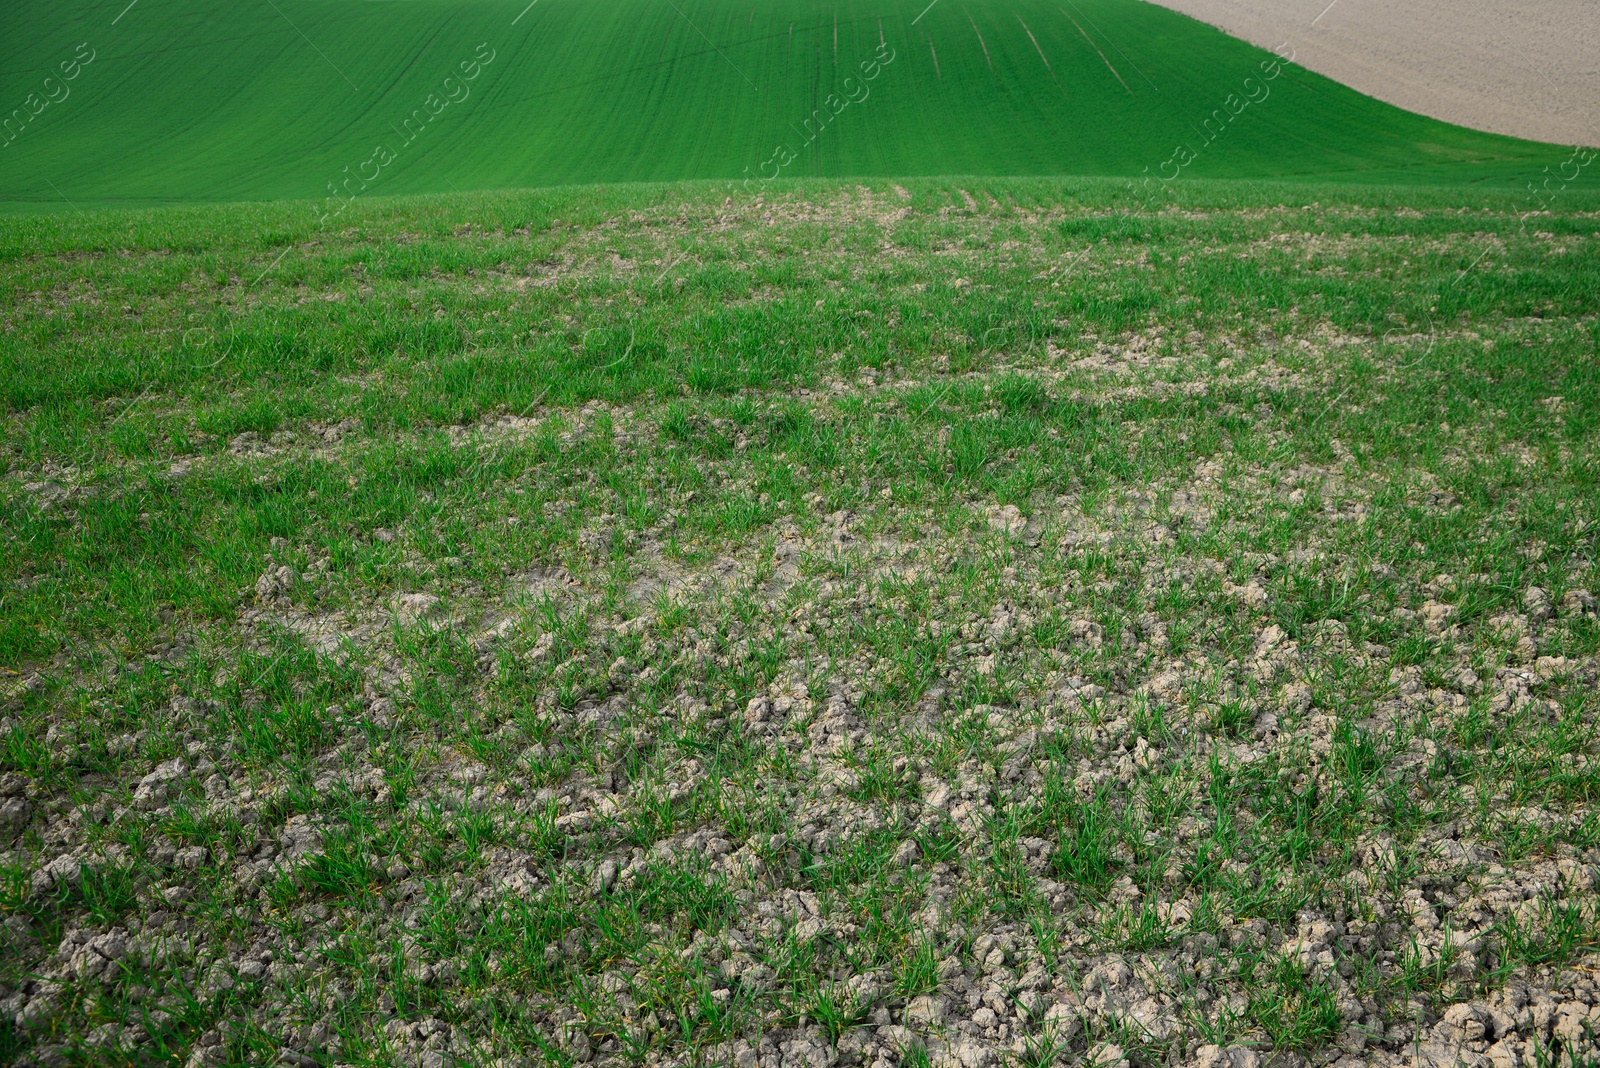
[0,0,1566,211]
[1,175,1599,1065]
[2,174,1595,668]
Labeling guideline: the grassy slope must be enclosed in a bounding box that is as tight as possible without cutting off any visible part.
[2,174,1597,661]
[1,179,1598,1065]
[0,0,1560,209]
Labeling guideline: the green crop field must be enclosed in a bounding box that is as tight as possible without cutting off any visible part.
[0,0,1565,210]
[2,174,1599,1066]
[5,1,1600,1067]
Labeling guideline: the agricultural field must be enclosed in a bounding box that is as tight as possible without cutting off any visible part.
[1,174,1598,1068]
[6,0,1600,1065]
[0,0,1559,209]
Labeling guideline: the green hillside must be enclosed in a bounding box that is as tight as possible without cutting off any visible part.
[0,0,1562,209]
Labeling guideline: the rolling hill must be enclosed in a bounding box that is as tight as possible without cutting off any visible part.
[0,0,1565,208]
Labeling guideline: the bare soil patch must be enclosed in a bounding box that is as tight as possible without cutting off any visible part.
[1143,0,1600,146]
